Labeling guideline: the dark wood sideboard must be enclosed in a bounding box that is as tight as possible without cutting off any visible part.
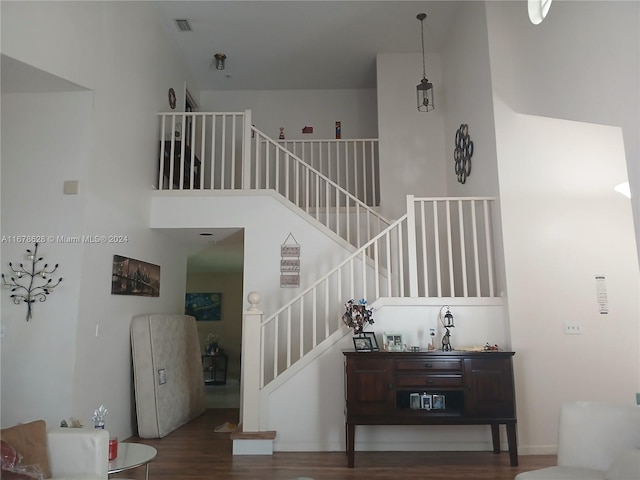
[343,350,517,467]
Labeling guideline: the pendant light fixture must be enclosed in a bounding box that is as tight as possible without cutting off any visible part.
[416,13,434,112]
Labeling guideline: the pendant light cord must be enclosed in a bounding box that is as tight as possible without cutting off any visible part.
[419,13,427,80]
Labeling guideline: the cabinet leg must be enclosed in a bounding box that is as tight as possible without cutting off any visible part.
[346,422,355,468]
[506,422,519,466]
[490,424,500,453]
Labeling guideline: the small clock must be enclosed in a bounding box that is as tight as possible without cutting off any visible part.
[168,88,177,110]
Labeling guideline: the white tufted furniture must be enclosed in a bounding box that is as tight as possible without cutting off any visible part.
[48,427,109,479]
[515,401,640,480]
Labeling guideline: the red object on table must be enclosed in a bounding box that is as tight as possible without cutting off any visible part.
[109,437,118,460]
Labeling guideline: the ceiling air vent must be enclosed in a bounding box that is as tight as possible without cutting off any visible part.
[174,19,192,32]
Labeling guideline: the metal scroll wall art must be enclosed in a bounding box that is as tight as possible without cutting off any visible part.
[454,124,474,184]
[1,243,62,321]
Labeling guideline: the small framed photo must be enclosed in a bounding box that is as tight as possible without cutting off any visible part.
[363,332,379,351]
[432,394,446,410]
[383,332,405,352]
[410,393,421,410]
[353,336,374,352]
[421,393,433,410]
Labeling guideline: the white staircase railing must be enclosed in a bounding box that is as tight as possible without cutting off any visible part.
[259,195,498,387]
[279,139,379,207]
[251,127,388,248]
[157,111,389,249]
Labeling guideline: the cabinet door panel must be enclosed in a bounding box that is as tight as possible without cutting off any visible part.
[464,358,515,418]
[346,358,393,415]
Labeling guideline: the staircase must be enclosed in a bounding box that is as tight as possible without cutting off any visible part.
[157,110,500,447]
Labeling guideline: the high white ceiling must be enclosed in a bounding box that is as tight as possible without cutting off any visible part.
[154,1,460,91]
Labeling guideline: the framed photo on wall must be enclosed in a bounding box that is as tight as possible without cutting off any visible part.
[111,255,160,297]
[185,292,222,321]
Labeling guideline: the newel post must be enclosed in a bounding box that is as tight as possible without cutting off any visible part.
[406,195,419,297]
[240,290,262,431]
[242,109,253,189]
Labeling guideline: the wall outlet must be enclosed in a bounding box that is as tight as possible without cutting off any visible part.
[158,369,166,385]
[564,322,583,335]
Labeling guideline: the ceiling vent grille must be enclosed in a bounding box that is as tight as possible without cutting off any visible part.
[174,19,192,32]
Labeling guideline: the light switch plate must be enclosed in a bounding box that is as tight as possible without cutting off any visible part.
[64,180,79,195]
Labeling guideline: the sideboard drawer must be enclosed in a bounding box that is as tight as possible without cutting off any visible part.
[395,374,463,388]
[396,359,462,372]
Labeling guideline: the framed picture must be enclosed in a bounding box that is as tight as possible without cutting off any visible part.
[111,255,160,297]
[432,394,446,410]
[421,393,433,410]
[383,332,405,352]
[353,336,374,352]
[185,293,222,321]
[363,332,379,351]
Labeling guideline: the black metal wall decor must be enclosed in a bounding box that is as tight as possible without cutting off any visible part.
[2,243,62,321]
[454,124,474,184]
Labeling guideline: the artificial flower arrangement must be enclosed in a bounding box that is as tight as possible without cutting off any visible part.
[206,332,221,354]
[342,298,374,335]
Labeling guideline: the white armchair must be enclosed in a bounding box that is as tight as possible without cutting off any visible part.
[47,427,109,480]
[515,401,640,480]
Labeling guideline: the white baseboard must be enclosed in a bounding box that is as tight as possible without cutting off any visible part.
[233,438,274,455]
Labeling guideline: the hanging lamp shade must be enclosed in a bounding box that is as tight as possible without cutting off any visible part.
[417,77,434,112]
[416,13,434,112]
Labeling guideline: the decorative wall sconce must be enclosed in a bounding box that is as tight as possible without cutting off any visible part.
[2,243,62,321]
[416,13,434,112]
[439,306,455,351]
[214,53,227,70]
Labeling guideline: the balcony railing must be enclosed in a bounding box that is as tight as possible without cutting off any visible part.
[157,111,388,248]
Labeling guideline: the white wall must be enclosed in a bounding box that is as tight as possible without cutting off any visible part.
[1,91,92,427]
[1,1,197,439]
[486,0,640,263]
[201,89,378,140]
[486,1,640,454]
[441,1,498,199]
[495,113,639,452]
[150,192,354,319]
[376,53,447,220]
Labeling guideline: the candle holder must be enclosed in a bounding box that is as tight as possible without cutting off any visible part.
[2,243,62,321]
[439,306,455,351]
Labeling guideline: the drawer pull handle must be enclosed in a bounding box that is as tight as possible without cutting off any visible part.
[425,363,433,368]
[388,383,393,390]
[426,379,434,384]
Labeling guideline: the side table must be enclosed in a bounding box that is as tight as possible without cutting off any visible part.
[202,353,228,385]
[108,442,157,480]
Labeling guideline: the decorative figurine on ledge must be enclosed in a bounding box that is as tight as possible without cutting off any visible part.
[428,327,436,350]
[439,306,455,351]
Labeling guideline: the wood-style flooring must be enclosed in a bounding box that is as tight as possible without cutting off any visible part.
[114,408,556,480]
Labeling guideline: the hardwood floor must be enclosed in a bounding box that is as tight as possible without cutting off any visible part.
[114,408,556,480]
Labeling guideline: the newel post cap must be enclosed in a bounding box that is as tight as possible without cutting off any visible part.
[247,291,261,311]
